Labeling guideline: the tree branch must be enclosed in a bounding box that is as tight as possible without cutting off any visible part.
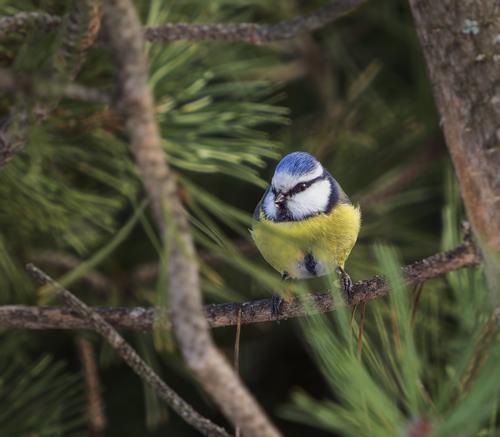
[0,68,111,104]
[52,1,102,81]
[1,242,480,331]
[101,1,278,435]
[143,0,366,44]
[1,1,366,45]
[0,12,61,40]
[408,0,500,291]
[0,1,103,168]
[26,264,230,437]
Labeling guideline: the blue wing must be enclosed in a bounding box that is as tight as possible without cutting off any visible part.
[324,169,352,205]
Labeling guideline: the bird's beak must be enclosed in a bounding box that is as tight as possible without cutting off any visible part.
[274,192,286,208]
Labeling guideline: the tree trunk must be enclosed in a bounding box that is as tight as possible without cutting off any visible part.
[409,0,500,291]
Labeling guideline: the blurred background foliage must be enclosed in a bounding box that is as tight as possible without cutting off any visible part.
[0,0,495,436]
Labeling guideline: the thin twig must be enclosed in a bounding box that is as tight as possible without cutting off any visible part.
[143,0,366,44]
[26,264,229,437]
[234,307,242,437]
[234,307,242,372]
[0,12,62,40]
[101,0,278,435]
[0,68,111,104]
[2,1,366,45]
[52,1,102,81]
[76,337,107,436]
[0,242,480,331]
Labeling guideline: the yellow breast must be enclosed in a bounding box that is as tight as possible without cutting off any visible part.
[251,203,361,278]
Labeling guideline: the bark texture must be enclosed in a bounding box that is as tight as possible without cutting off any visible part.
[409,0,500,288]
[101,1,279,435]
[143,0,366,44]
[1,241,480,331]
[27,265,229,437]
[1,1,367,45]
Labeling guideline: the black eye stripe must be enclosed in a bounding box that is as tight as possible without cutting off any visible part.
[288,175,325,196]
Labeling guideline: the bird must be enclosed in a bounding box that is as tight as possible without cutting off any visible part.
[251,151,361,317]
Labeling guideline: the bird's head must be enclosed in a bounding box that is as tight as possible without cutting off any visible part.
[263,152,337,221]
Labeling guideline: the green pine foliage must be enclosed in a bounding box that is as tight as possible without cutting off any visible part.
[282,174,498,436]
[0,0,497,435]
[0,352,85,436]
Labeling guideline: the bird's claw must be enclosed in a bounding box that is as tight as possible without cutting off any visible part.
[271,293,283,320]
[338,267,353,305]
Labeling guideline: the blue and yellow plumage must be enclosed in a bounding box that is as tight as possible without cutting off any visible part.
[251,152,361,310]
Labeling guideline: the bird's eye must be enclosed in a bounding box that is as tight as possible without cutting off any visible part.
[299,183,308,191]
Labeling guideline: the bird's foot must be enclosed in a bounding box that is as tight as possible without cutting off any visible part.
[271,271,291,320]
[271,293,283,320]
[337,267,353,305]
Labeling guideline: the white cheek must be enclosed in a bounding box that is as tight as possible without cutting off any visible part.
[272,164,323,193]
[287,179,330,219]
[263,191,277,219]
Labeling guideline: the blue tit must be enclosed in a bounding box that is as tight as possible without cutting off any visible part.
[251,152,361,313]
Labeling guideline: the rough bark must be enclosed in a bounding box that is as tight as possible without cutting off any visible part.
[0,12,61,39]
[1,1,366,45]
[101,1,279,435]
[27,265,229,437]
[1,241,480,331]
[408,0,500,290]
[143,0,366,44]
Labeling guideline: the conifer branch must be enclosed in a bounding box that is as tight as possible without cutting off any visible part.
[1,242,480,331]
[1,1,365,45]
[142,0,366,44]
[53,1,102,81]
[0,1,103,168]
[0,11,62,40]
[26,264,230,437]
[101,1,279,435]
